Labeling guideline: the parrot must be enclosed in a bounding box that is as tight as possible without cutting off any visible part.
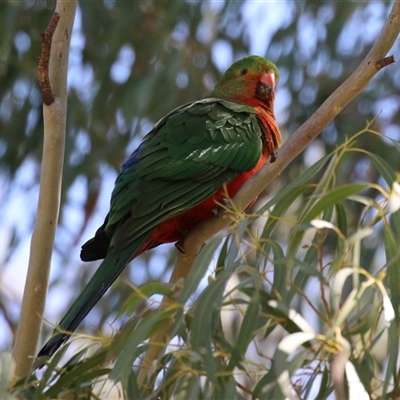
[37,55,282,360]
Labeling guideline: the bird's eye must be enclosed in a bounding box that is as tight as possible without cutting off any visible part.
[240,68,248,76]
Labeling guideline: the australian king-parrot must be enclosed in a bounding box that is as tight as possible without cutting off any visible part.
[38,55,282,359]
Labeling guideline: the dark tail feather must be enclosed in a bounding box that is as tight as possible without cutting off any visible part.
[37,234,148,361]
[80,214,110,261]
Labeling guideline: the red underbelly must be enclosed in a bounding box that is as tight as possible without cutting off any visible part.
[143,154,268,249]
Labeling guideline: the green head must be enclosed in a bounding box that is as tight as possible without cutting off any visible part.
[210,55,279,108]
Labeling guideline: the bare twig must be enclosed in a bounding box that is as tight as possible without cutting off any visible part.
[12,2,77,378]
[375,55,395,70]
[138,0,400,390]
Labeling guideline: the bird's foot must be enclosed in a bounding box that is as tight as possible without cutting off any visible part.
[212,197,233,217]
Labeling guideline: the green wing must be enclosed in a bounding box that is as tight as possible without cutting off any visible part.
[107,98,265,250]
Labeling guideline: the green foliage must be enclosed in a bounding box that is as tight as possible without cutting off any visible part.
[6,127,400,398]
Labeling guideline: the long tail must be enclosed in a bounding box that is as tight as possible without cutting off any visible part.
[37,234,149,360]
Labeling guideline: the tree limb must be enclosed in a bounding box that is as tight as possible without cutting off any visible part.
[12,2,77,378]
[138,0,400,389]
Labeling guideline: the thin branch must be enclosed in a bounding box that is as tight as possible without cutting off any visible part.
[138,0,400,389]
[12,2,77,378]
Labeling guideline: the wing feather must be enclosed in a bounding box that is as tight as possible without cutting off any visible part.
[106,98,265,249]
